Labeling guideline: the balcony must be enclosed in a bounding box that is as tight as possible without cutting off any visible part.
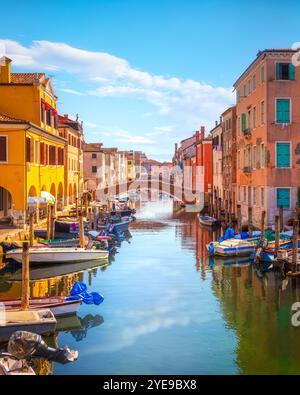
[243,166,252,175]
[242,128,252,139]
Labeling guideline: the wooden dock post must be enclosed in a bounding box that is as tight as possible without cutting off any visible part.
[254,210,266,263]
[78,211,85,248]
[49,204,55,240]
[237,204,242,233]
[85,194,88,217]
[279,204,284,232]
[29,212,34,247]
[224,200,228,226]
[21,242,30,310]
[248,206,253,238]
[274,215,280,258]
[46,204,51,240]
[75,197,78,218]
[88,207,92,231]
[229,198,232,226]
[292,219,299,273]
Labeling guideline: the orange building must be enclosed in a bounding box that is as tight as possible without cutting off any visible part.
[234,49,300,227]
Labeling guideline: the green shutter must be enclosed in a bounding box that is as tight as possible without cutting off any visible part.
[289,64,295,80]
[276,63,281,80]
[241,113,246,131]
[277,188,290,209]
[276,99,290,123]
[277,143,290,167]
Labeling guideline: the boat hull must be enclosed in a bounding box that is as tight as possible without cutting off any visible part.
[1,298,81,316]
[6,247,109,264]
[0,309,57,343]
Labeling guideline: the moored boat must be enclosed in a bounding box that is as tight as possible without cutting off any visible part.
[198,215,220,227]
[0,297,81,317]
[6,247,109,264]
[209,238,258,257]
[0,309,57,343]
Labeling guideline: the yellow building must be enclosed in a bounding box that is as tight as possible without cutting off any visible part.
[58,114,84,205]
[0,56,66,227]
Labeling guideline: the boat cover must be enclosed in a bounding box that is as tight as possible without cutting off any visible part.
[67,282,104,305]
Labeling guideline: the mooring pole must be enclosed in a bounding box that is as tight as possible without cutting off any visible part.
[21,242,30,310]
[274,215,280,258]
[292,219,299,273]
[248,206,253,238]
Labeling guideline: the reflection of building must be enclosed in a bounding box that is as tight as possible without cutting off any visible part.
[211,264,300,374]
[0,57,66,226]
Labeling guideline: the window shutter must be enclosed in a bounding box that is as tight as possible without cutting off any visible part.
[241,113,246,131]
[277,143,290,167]
[276,99,290,123]
[0,136,7,162]
[277,188,290,209]
[276,63,281,80]
[289,64,295,80]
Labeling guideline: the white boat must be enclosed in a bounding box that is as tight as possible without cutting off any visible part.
[0,309,57,343]
[1,297,81,317]
[6,247,109,264]
[210,238,257,257]
[198,215,220,227]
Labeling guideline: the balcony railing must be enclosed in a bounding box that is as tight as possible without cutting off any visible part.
[242,128,252,138]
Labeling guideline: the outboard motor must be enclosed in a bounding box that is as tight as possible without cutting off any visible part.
[8,331,78,364]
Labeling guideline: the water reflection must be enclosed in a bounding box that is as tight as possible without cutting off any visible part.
[1,200,300,374]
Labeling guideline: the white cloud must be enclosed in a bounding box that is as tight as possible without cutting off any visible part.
[88,125,155,145]
[59,88,86,96]
[0,39,234,133]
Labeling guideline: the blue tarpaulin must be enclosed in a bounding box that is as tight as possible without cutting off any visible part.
[67,282,104,305]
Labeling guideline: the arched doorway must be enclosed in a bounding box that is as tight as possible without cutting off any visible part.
[69,184,73,205]
[0,186,12,218]
[57,182,64,211]
[28,185,37,197]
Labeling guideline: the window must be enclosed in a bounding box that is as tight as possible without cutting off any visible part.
[261,101,265,125]
[237,150,240,169]
[57,148,64,165]
[243,84,246,97]
[253,106,256,129]
[276,99,291,124]
[248,146,251,168]
[243,148,246,167]
[248,110,251,129]
[237,117,240,135]
[92,153,97,159]
[253,146,256,169]
[92,166,97,173]
[253,187,257,205]
[241,113,246,132]
[276,142,291,168]
[253,74,256,90]
[261,187,265,207]
[46,110,51,126]
[40,142,45,165]
[35,140,39,165]
[261,65,265,84]
[237,90,240,103]
[277,188,290,209]
[238,186,241,202]
[26,137,34,163]
[248,186,252,205]
[49,146,57,165]
[276,63,295,80]
[248,80,251,95]
[261,143,265,168]
[0,136,7,162]
[243,186,246,202]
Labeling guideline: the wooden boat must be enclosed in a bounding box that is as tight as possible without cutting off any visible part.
[211,238,258,257]
[6,247,109,264]
[38,239,80,248]
[0,297,81,317]
[198,215,220,227]
[0,354,35,375]
[0,309,57,343]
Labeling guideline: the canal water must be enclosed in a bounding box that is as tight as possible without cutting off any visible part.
[1,199,300,374]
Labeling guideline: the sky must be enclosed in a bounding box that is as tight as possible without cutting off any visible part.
[0,0,299,161]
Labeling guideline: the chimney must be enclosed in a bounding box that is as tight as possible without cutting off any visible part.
[195,130,200,144]
[200,126,205,140]
[175,143,178,153]
[0,56,12,83]
[219,116,222,124]
[64,114,68,119]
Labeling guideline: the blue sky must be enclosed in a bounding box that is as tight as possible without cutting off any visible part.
[0,0,299,160]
